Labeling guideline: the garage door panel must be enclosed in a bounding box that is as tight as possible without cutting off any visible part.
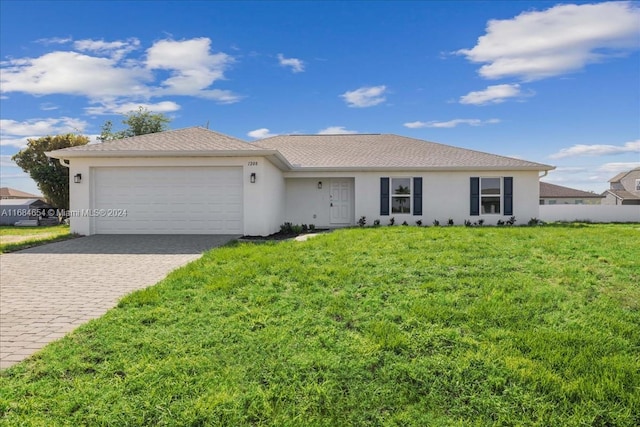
[93,167,243,234]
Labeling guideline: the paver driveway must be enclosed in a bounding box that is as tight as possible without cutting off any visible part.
[0,234,238,369]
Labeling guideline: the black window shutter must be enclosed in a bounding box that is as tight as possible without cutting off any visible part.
[380,177,390,216]
[413,177,423,215]
[504,177,513,216]
[470,177,480,216]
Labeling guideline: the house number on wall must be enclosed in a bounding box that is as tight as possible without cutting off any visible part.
[248,161,258,166]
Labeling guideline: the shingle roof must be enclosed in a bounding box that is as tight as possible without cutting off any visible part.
[609,172,627,183]
[51,127,263,154]
[539,182,603,199]
[253,134,553,170]
[48,128,554,171]
[609,167,640,183]
[0,187,42,199]
[603,189,640,200]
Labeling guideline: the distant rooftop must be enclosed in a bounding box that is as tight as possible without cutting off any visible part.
[539,182,603,199]
[0,187,42,199]
[609,167,640,183]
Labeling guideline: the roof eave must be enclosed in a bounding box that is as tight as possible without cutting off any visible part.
[603,190,624,200]
[46,149,294,170]
[286,165,555,172]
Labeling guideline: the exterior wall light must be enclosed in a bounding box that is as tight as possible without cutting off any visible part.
[317,181,322,189]
[250,173,256,183]
[74,173,82,183]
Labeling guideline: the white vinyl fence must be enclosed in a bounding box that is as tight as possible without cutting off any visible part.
[539,205,640,223]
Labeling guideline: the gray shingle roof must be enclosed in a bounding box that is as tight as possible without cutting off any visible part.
[603,189,640,200]
[0,187,42,199]
[253,134,553,170]
[539,182,603,199]
[608,167,640,183]
[48,128,554,171]
[52,127,263,154]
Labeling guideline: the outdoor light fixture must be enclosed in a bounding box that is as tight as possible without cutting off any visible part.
[250,173,256,183]
[74,173,82,184]
[317,181,323,189]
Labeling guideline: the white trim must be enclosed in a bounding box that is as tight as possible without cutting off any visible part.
[390,177,412,215]
[480,177,502,215]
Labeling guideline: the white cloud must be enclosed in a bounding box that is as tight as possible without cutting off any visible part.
[317,126,358,135]
[404,118,500,129]
[550,140,640,159]
[457,1,640,81]
[35,37,72,45]
[1,51,151,99]
[39,103,59,111]
[403,121,428,129]
[85,101,181,115]
[0,117,89,148]
[74,38,141,60]
[0,37,240,104]
[0,155,17,168]
[277,54,305,73]
[597,162,640,173]
[459,84,523,105]
[0,117,88,136]
[247,128,277,139]
[146,38,236,101]
[341,85,386,108]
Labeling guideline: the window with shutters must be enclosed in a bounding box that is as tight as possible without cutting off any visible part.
[391,178,411,214]
[481,177,501,214]
[470,176,513,216]
[380,177,423,216]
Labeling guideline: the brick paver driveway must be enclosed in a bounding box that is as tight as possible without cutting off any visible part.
[0,234,238,369]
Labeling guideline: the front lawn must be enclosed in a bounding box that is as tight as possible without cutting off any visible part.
[1,225,639,425]
[0,225,72,253]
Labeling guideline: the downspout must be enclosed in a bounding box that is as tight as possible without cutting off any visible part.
[539,170,549,178]
[58,159,70,220]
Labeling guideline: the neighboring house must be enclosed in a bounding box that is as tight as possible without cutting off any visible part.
[47,127,555,236]
[0,198,53,225]
[539,182,603,205]
[601,167,640,205]
[0,187,43,200]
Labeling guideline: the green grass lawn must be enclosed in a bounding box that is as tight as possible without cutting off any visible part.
[0,225,72,253]
[1,225,639,426]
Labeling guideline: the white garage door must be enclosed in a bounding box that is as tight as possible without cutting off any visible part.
[93,167,243,234]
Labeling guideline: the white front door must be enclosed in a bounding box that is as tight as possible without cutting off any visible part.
[330,179,352,225]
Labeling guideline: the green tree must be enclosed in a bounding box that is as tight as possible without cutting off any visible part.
[98,106,171,142]
[12,134,90,209]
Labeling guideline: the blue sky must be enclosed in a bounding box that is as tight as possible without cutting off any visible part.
[1,0,638,195]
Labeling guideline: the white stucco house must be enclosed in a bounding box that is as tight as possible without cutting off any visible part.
[47,127,554,236]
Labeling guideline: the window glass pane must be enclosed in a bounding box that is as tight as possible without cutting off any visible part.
[392,178,411,195]
[392,196,411,213]
[481,197,500,214]
[481,178,501,195]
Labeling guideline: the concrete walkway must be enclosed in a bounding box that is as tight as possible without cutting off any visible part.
[0,235,237,369]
